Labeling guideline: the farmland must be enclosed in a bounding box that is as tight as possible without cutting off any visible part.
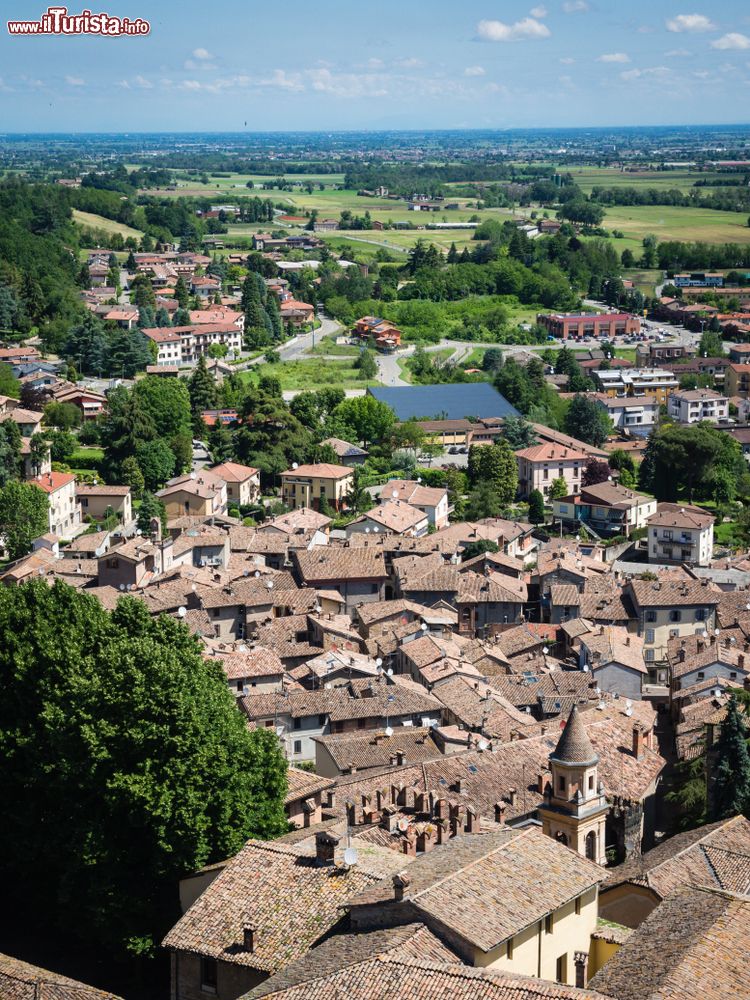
[71,209,144,241]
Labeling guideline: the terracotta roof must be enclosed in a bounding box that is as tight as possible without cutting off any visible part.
[551,706,598,766]
[313,728,441,772]
[431,676,537,739]
[627,579,721,608]
[589,885,750,1000]
[162,829,409,972]
[208,645,285,681]
[347,828,603,952]
[31,471,75,493]
[379,480,447,508]
[210,461,259,483]
[76,484,131,496]
[515,442,588,463]
[359,500,427,533]
[0,952,123,999]
[647,502,715,530]
[495,624,549,658]
[293,549,387,584]
[281,463,353,480]
[604,816,750,898]
[580,627,647,675]
[285,767,334,805]
[264,507,331,535]
[242,927,612,1000]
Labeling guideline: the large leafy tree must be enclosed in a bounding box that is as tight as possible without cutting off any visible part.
[0,420,22,485]
[467,441,518,504]
[0,581,288,958]
[564,394,611,447]
[0,481,49,558]
[711,696,750,821]
[332,395,395,448]
[639,422,743,502]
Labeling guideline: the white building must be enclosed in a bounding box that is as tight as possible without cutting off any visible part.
[668,388,729,425]
[647,502,715,567]
[593,393,659,435]
[32,471,81,539]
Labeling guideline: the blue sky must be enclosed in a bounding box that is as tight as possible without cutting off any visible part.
[1,1,750,131]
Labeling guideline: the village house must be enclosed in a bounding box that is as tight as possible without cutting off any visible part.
[209,461,260,507]
[32,471,81,539]
[667,632,750,718]
[206,644,285,697]
[0,953,124,1000]
[279,298,315,327]
[515,442,587,499]
[592,368,678,404]
[157,470,228,519]
[96,535,174,591]
[667,387,729,424]
[346,826,604,988]
[346,500,429,538]
[291,548,388,612]
[625,578,721,678]
[353,316,403,352]
[552,482,657,538]
[592,393,658,435]
[320,436,369,466]
[379,480,450,529]
[280,463,354,512]
[647,502,715,566]
[0,405,51,478]
[141,326,182,366]
[76,484,132,525]
[577,626,647,701]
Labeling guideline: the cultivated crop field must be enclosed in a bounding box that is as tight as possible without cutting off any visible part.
[72,209,144,240]
[602,204,750,246]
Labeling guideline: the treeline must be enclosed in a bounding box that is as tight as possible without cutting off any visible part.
[657,241,750,270]
[343,163,554,197]
[591,184,750,213]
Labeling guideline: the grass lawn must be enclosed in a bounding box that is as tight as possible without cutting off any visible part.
[308,335,359,357]
[240,359,377,392]
[623,268,663,297]
[71,210,143,241]
[602,204,750,247]
[714,521,746,548]
[398,348,454,383]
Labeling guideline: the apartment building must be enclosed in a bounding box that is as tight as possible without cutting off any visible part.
[647,502,714,567]
[280,463,354,512]
[593,368,678,404]
[32,471,81,539]
[667,388,729,424]
[515,442,587,498]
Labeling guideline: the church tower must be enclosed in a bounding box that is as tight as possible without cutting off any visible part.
[538,705,608,865]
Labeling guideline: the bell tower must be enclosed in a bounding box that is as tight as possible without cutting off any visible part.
[538,705,608,865]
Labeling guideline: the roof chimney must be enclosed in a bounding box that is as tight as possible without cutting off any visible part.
[508,788,517,807]
[395,749,405,766]
[393,872,411,902]
[315,830,339,865]
[632,725,644,761]
[243,925,256,953]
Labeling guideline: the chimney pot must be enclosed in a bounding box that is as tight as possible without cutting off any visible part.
[494,801,506,824]
[243,925,256,953]
[632,725,644,761]
[508,787,517,807]
[315,831,339,865]
[393,872,411,901]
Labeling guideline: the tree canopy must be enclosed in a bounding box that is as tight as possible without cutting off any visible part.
[0,581,289,959]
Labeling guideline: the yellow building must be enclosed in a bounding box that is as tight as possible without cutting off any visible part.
[156,470,227,519]
[348,826,604,988]
[280,462,353,512]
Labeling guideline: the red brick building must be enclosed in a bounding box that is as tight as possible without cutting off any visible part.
[537,312,640,340]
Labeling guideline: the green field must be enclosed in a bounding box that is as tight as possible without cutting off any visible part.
[240,359,376,392]
[602,204,750,249]
[569,165,727,194]
[71,210,144,240]
[308,335,359,357]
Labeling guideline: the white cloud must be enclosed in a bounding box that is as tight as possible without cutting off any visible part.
[464,65,486,76]
[530,4,548,15]
[620,65,669,80]
[366,57,384,69]
[559,56,575,64]
[711,32,750,50]
[665,13,715,33]
[476,17,551,41]
[65,75,84,85]
[395,56,424,68]
[134,75,153,89]
[597,52,630,63]
[562,1,589,12]
[192,47,213,60]
[260,69,305,91]
[665,48,691,56]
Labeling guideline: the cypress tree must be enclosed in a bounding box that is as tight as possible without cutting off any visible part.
[712,696,750,820]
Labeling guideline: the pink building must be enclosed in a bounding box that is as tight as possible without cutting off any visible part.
[515,442,588,499]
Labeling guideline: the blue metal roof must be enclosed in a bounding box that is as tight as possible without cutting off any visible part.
[367,383,519,421]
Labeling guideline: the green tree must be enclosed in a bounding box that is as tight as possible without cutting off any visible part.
[528,489,545,525]
[332,396,395,448]
[564,394,611,447]
[503,416,538,450]
[0,481,49,559]
[640,423,742,503]
[549,477,569,501]
[345,466,373,514]
[467,441,518,503]
[0,362,21,399]
[136,439,176,491]
[356,348,378,380]
[462,538,500,560]
[465,481,502,520]
[174,274,189,309]
[711,696,750,820]
[187,356,218,431]
[121,455,145,499]
[665,755,707,832]
[136,490,166,535]
[698,328,724,358]
[0,580,288,959]
[43,400,82,431]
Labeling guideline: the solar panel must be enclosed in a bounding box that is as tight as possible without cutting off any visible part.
[468,765,478,774]
[367,383,519,421]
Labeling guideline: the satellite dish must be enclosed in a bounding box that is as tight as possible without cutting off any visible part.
[397,817,409,832]
[177,606,187,618]
[583,664,589,672]
[343,847,359,867]
[702,630,708,639]
[375,657,383,667]
[266,580,274,590]
[239,644,248,653]
[292,462,298,470]
[254,570,260,577]
[624,707,633,717]
[625,699,633,710]
[135,528,142,536]
[119,583,126,591]
[714,628,720,636]
[373,526,379,533]
[542,646,549,655]
[386,668,394,677]
[94,545,103,557]
[392,490,398,499]
[525,706,531,713]
[385,725,394,737]
[478,739,489,751]
[595,686,602,696]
